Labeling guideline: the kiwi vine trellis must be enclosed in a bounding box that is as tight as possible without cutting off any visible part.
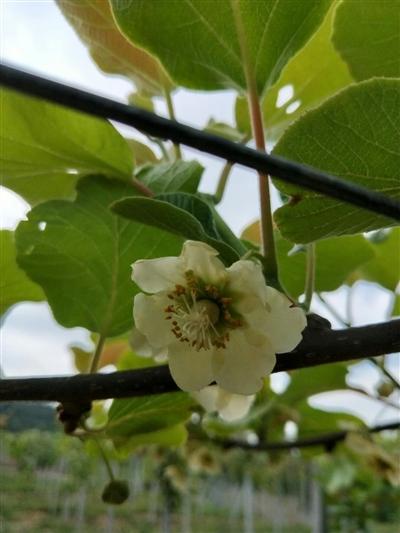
[0,63,399,449]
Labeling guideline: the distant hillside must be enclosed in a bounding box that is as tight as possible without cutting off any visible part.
[0,402,57,431]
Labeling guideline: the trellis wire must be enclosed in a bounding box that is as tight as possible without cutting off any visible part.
[1,63,400,221]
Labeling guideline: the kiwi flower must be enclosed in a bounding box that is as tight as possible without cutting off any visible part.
[192,385,255,422]
[131,241,306,395]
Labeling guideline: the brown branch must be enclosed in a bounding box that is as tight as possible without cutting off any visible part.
[1,316,399,403]
[213,421,400,452]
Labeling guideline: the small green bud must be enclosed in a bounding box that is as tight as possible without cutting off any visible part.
[101,480,130,505]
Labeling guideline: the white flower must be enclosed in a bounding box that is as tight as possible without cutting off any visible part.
[192,385,255,422]
[131,241,306,395]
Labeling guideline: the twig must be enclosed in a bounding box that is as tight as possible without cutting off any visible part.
[1,317,399,402]
[215,421,399,452]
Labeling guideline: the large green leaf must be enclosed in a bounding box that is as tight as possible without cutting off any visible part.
[277,234,375,298]
[296,401,363,438]
[112,192,241,264]
[110,0,330,95]
[272,78,400,243]
[0,230,44,315]
[56,0,173,95]
[106,392,192,450]
[111,425,188,455]
[15,176,182,336]
[1,89,133,205]
[136,160,203,194]
[242,222,374,297]
[280,364,349,406]
[333,0,400,81]
[356,229,400,291]
[261,3,353,142]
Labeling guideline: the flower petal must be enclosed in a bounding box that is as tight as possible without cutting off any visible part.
[133,292,173,349]
[130,327,168,360]
[132,256,185,293]
[192,385,254,422]
[181,241,227,285]
[191,385,220,413]
[212,330,275,395]
[167,342,214,391]
[216,389,254,422]
[264,287,307,353]
[227,260,267,314]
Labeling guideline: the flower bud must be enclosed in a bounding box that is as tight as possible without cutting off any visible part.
[101,480,129,505]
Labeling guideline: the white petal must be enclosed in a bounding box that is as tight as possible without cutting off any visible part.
[227,260,267,313]
[167,342,214,392]
[191,385,254,422]
[181,241,227,285]
[130,327,153,357]
[216,389,255,422]
[212,330,275,395]
[191,385,220,413]
[133,292,173,349]
[132,256,185,293]
[264,287,307,353]
[130,327,168,360]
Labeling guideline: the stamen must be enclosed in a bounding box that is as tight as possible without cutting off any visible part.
[164,274,242,351]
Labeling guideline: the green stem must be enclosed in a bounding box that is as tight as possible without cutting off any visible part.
[164,89,182,160]
[89,334,106,374]
[349,386,400,411]
[96,439,115,482]
[304,243,316,311]
[317,293,351,327]
[147,135,170,161]
[213,134,250,204]
[231,0,278,285]
[368,357,400,390]
[214,161,233,204]
[132,177,154,197]
[346,286,354,325]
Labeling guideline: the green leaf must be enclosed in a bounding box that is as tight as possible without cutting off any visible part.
[242,222,374,297]
[278,234,375,298]
[1,89,133,205]
[15,176,182,336]
[356,229,400,291]
[0,230,44,315]
[128,91,155,113]
[112,193,240,265]
[56,0,173,95]
[110,0,330,95]
[261,3,353,142]
[273,78,400,243]
[106,393,192,450]
[296,401,363,438]
[125,139,158,167]
[204,119,243,142]
[136,161,203,194]
[111,425,188,456]
[280,364,349,405]
[333,0,400,81]
[391,294,400,317]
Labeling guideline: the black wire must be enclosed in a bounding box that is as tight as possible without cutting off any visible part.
[1,63,400,221]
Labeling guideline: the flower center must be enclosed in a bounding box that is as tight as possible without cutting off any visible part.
[164,273,243,351]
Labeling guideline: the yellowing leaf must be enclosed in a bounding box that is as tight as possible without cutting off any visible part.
[56,0,173,95]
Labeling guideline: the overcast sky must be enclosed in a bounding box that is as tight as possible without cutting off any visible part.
[1,0,398,426]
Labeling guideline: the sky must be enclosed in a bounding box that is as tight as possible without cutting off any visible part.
[1,0,399,426]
